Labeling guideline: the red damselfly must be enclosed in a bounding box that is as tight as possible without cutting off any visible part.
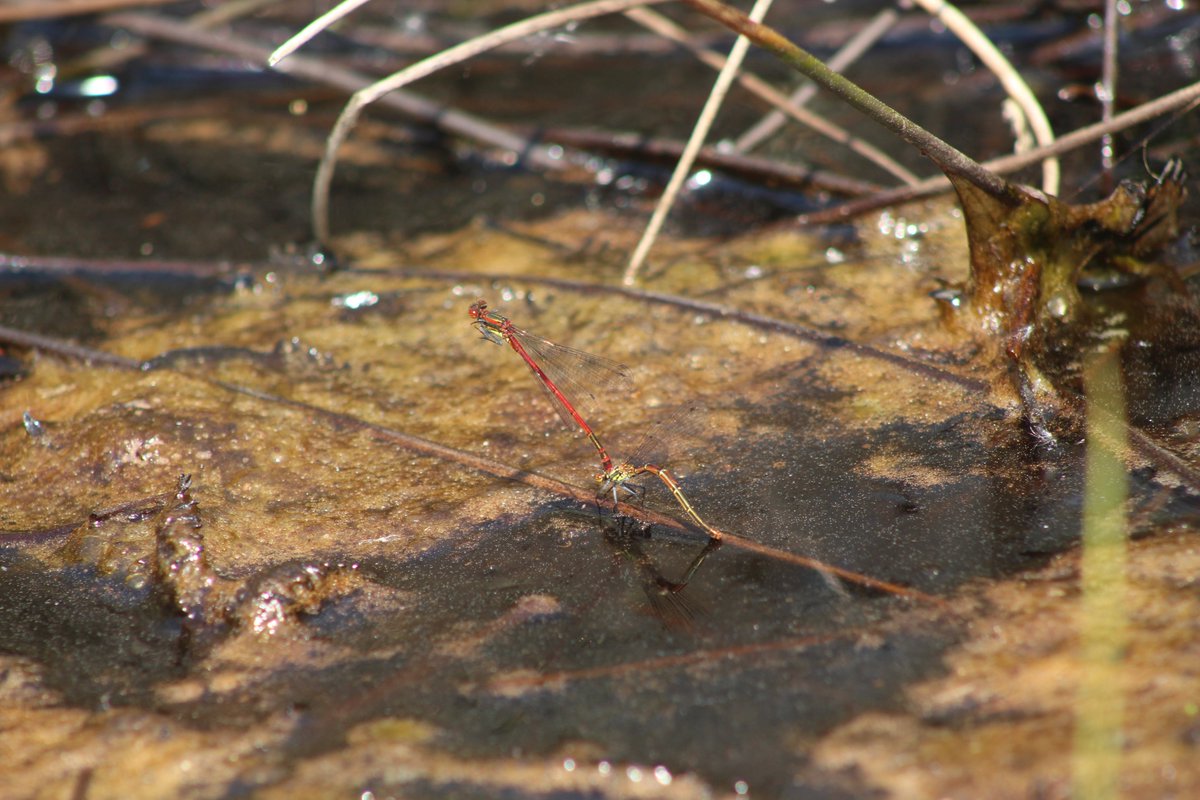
[469,299,630,473]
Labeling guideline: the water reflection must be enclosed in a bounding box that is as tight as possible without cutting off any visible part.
[602,518,722,629]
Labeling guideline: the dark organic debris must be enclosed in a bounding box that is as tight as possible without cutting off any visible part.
[153,474,215,625]
[146,475,365,649]
[942,160,1188,423]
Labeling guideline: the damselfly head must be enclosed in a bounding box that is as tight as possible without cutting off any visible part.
[474,321,505,346]
[469,300,506,344]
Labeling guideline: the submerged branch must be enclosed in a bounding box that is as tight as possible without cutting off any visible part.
[480,630,853,691]
[0,0,171,22]
[0,253,235,279]
[0,258,984,390]
[0,323,938,602]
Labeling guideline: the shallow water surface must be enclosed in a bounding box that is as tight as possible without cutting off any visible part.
[2,3,1200,796]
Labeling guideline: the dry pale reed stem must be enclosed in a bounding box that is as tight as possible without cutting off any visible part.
[269,0,374,66]
[622,0,777,286]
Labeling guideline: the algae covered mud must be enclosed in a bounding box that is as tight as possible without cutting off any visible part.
[4,219,1196,797]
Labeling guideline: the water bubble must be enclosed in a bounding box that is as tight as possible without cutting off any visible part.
[22,411,43,438]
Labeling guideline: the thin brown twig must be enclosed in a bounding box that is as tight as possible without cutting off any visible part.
[255,385,939,603]
[0,258,986,390]
[0,0,171,22]
[717,533,945,605]
[542,127,882,196]
[0,322,939,603]
[360,266,990,392]
[478,630,853,691]
[797,78,1200,224]
[57,0,280,80]
[0,323,143,370]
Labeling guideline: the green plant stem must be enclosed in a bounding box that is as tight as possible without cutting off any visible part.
[680,0,1018,203]
[1074,345,1129,800]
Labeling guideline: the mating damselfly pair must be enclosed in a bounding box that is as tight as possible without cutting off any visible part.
[469,299,722,543]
